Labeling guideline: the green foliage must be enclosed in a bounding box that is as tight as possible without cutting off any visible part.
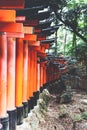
[49,0,87,55]
[71,111,87,122]
[62,0,87,35]
[59,105,68,118]
[72,114,82,122]
[81,112,87,119]
[49,0,69,11]
[74,42,87,61]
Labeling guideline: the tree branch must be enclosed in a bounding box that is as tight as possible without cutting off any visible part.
[55,12,87,43]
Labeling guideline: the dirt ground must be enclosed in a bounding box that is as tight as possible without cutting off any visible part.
[17,88,87,130]
[38,89,87,130]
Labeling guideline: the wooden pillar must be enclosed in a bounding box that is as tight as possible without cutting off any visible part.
[15,38,23,125]
[28,48,35,110]
[27,47,31,99]
[35,54,38,92]
[0,32,9,130]
[22,41,28,118]
[40,63,43,87]
[30,49,34,97]
[27,48,34,99]
[15,38,23,107]
[0,32,7,117]
[33,50,39,106]
[29,49,37,95]
[46,67,49,83]
[32,50,35,93]
[27,47,32,111]
[33,51,37,92]
[7,37,17,130]
[43,65,46,84]
[37,63,40,91]
[22,41,28,103]
[7,38,16,111]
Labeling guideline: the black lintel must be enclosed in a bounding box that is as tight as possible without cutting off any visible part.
[26,10,50,20]
[35,17,54,29]
[25,0,49,8]
[41,39,55,44]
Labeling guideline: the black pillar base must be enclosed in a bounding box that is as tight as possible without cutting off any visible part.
[28,99,31,113]
[33,91,39,106]
[43,84,47,89]
[7,108,17,130]
[0,114,9,130]
[34,91,39,101]
[30,96,36,109]
[30,96,34,110]
[40,87,43,93]
[44,83,49,89]
[16,105,24,125]
[0,124,3,130]
[22,102,28,118]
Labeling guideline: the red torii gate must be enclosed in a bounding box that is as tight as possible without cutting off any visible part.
[0,1,55,130]
[0,1,24,130]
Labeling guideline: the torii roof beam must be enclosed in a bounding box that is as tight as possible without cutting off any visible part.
[0,0,24,9]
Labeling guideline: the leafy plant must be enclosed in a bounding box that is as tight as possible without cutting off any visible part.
[81,112,87,120]
[59,105,68,118]
[72,114,82,122]
[71,111,87,122]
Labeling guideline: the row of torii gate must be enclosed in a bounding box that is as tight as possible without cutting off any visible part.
[0,1,68,130]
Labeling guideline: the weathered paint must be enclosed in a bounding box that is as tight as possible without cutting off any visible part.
[7,38,16,110]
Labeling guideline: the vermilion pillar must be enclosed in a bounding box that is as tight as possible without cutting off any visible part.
[35,52,37,92]
[27,48,35,99]
[16,38,23,107]
[28,48,33,111]
[22,41,28,118]
[27,47,31,99]
[37,63,40,91]
[40,63,44,92]
[33,50,37,93]
[33,50,39,106]
[30,49,35,108]
[15,38,23,125]
[30,49,34,98]
[28,48,35,110]
[43,65,46,85]
[23,41,28,102]
[31,50,35,93]
[0,32,9,130]
[0,32,7,117]
[7,38,16,111]
[28,48,39,109]
[7,37,17,130]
